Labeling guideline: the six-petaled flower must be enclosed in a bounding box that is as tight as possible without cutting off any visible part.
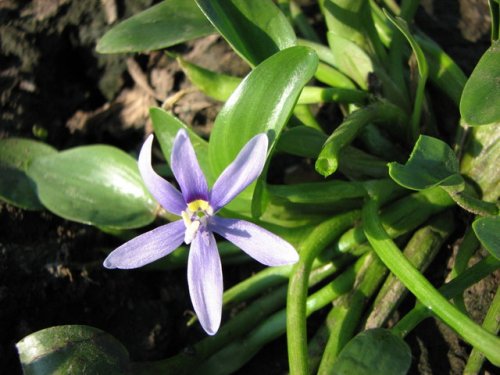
[104,129,299,335]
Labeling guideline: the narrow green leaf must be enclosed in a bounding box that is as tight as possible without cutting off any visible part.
[473,216,500,260]
[208,46,318,201]
[326,32,373,89]
[178,56,366,105]
[388,135,464,190]
[195,0,296,66]
[96,0,214,54]
[177,57,241,101]
[332,329,411,375]
[416,34,467,106]
[0,138,56,210]
[460,40,500,125]
[28,146,156,229]
[150,107,213,184]
[17,325,129,375]
[385,10,428,139]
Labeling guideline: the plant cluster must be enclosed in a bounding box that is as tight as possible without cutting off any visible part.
[2,0,499,374]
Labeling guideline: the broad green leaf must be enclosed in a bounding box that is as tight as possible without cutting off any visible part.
[388,135,464,190]
[150,107,213,183]
[17,325,129,375]
[96,0,214,54]
[332,329,411,375]
[473,216,500,260]
[460,40,500,125]
[385,12,427,78]
[208,46,318,203]
[0,138,56,210]
[28,145,156,229]
[195,0,296,66]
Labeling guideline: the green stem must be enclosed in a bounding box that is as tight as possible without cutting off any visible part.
[393,255,500,337]
[464,286,500,374]
[317,252,387,374]
[315,101,407,177]
[286,210,361,375]
[363,199,500,366]
[195,256,364,375]
[365,211,455,329]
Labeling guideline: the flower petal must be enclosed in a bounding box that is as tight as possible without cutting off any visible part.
[139,135,185,215]
[209,133,268,212]
[210,217,299,266]
[103,220,185,269]
[171,129,209,203]
[188,226,223,335]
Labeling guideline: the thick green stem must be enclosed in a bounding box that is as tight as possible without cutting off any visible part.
[365,211,455,329]
[363,199,500,366]
[393,255,500,337]
[287,210,361,375]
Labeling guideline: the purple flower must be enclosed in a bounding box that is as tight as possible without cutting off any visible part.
[104,129,299,335]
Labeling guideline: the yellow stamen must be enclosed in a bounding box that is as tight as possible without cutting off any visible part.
[187,199,210,212]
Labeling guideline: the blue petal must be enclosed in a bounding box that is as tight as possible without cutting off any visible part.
[188,226,223,335]
[210,134,268,212]
[103,220,185,269]
[210,217,299,266]
[171,129,209,203]
[139,135,185,215]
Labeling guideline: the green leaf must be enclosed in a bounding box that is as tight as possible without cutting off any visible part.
[177,56,241,101]
[208,46,318,203]
[388,135,464,190]
[0,138,56,210]
[150,107,213,184]
[178,56,367,105]
[460,40,500,125]
[28,145,156,229]
[332,329,411,375]
[195,0,296,66]
[473,216,500,260]
[17,325,129,375]
[96,0,214,54]
[326,32,373,89]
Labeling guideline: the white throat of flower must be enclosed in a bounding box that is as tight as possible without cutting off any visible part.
[181,199,214,244]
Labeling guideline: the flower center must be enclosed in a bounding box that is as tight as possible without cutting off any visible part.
[181,199,213,244]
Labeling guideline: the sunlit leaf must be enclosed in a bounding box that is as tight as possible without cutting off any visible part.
[0,138,56,210]
[208,46,318,206]
[17,325,129,375]
[28,145,156,228]
[388,135,464,190]
[96,0,214,54]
